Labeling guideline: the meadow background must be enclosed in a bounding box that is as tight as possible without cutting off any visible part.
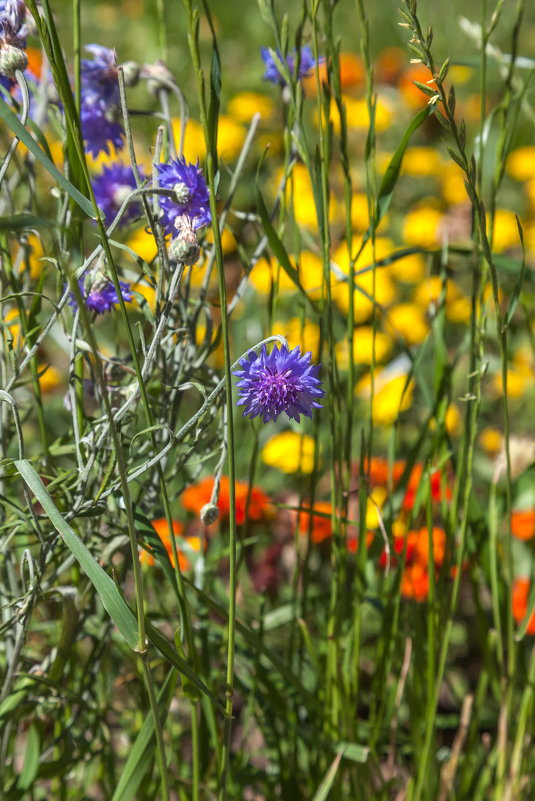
[1,0,535,799]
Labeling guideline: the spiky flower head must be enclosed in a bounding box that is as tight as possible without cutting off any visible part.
[233,343,325,424]
[155,157,211,235]
[68,269,132,315]
[168,215,201,266]
[0,0,27,79]
[92,162,142,227]
[261,45,316,86]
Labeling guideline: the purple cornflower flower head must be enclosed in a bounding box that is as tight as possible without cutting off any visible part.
[81,45,120,109]
[155,157,211,235]
[81,45,124,157]
[92,163,142,227]
[0,0,27,78]
[68,271,132,315]
[233,343,325,424]
[261,45,316,86]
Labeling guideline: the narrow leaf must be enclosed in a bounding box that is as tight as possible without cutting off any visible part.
[0,96,94,217]
[14,459,139,649]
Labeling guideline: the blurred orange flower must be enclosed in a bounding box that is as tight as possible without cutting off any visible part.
[298,501,333,544]
[140,518,202,571]
[511,510,535,541]
[182,476,271,526]
[512,578,535,635]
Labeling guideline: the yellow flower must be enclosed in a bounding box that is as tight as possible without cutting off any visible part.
[445,404,461,436]
[356,359,414,425]
[366,486,388,529]
[386,303,429,345]
[130,281,156,314]
[479,427,503,454]
[248,257,296,294]
[271,319,321,361]
[448,65,473,84]
[173,116,246,164]
[273,163,338,229]
[401,147,444,177]
[507,146,535,182]
[412,276,471,324]
[330,95,391,133]
[204,227,237,255]
[37,364,64,394]
[3,308,23,350]
[262,431,316,474]
[227,92,274,124]
[350,193,372,232]
[490,209,521,253]
[492,345,534,398]
[332,238,398,321]
[386,251,426,283]
[297,251,325,299]
[126,227,158,263]
[441,163,467,205]
[335,327,392,367]
[402,204,443,248]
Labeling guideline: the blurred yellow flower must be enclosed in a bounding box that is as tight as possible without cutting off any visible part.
[449,65,473,84]
[174,116,246,164]
[126,227,158,263]
[227,92,274,124]
[441,163,467,205]
[366,486,388,529]
[298,251,325,299]
[402,205,443,248]
[21,234,46,279]
[332,239,398,321]
[479,427,503,454]
[490,209,521,253]
[248,257,296,294]
[356,360,414,425]
[386,251,426,283]
[274,163,337,229]
[341,96,392,133]
[492,345,534,398]
[3,308,23,350]
[401,147,444,177]
[272,318,321,360]
[204,227,237,254]
[507,146,535,182]
[351,192,372,232]
[130,281,156,314]
[335,327,392,367]
[37,364,64,394]
[412,276,471,324]
[262,431,316,474]
[387,303,429,345]
[445,404,461,436]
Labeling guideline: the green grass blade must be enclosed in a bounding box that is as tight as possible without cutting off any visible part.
[111,669,178,801]
[0,96,93,217]
[14,459,139,650]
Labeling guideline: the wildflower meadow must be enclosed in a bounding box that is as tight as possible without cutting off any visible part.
[1,0,535,798]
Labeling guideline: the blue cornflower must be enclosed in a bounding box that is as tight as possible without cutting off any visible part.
[68,271,132,315]
[233,343,325,424]
[81,45,124,157]
[92,163,142,227]
[81,45,120,109]
[261,45,316,86]
[155,157,211,235]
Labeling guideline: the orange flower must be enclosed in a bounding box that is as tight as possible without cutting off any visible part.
[298,501,333,544]
[302,52,365,95]
[363,456,406,488]
[512,578,535,635]
[140,518,202,571]
[182,476,270,526]
[402,464,452,511]
[511,510,535,541]
[401,562,429,601]
[381,526,447,601]
[398,63,438,109]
